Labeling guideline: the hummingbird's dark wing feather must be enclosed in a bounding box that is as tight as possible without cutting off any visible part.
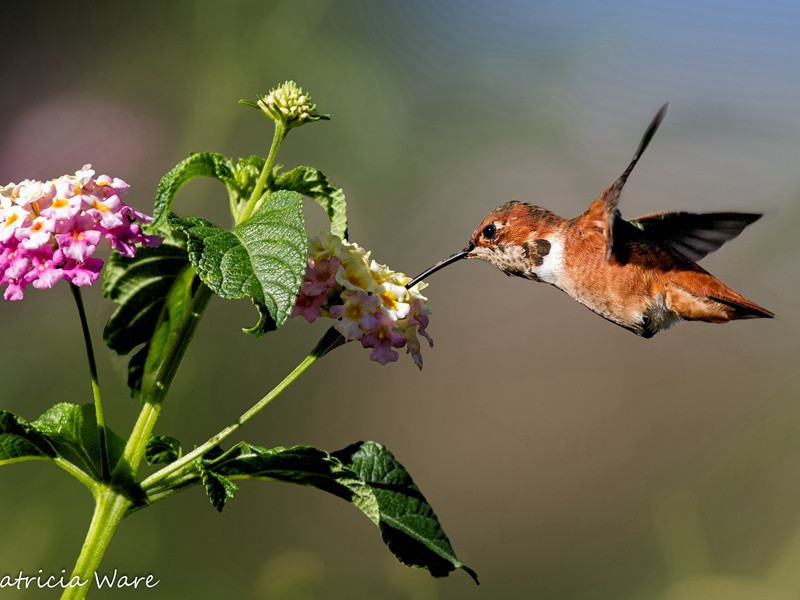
[629,211,762,262]
[587,103,669,261]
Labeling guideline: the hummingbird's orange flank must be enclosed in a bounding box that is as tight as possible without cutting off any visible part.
[408,104,773,338]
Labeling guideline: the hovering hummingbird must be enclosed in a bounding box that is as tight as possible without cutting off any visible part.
[407,104,773,337]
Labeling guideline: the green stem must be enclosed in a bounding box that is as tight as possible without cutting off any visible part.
[238,122,287,223]
[61,489,130,600]
[53,458,101,493]
[70,284,109,481]
[116,281,213,479]
[65,279,213,599]
[141,327,344,492]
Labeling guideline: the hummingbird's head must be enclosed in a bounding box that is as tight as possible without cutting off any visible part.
[465,201,560,279]
[467,201,527,257]
[406,201,562,288]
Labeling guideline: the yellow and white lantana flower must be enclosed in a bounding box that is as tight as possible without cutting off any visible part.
[291,233,432,368]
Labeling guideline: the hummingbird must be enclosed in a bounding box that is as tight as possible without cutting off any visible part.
[407,104,773,338]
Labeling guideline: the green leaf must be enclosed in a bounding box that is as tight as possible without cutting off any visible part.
[33,403,126,480]
[152,153,237,228]
[333,442,478,583]
[102,239,190,355]
[197,442,476,582]
[145,435,182,466]
[0,411,56,466]
[102,238,194,397]
[168,189,306,335]
[139,265,201,398]
[209,443,372,505]
[275,166,348,239]
[196,460,238,512]
[0,405,129,493]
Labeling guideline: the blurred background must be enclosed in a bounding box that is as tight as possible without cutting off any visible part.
[2,1,800,598]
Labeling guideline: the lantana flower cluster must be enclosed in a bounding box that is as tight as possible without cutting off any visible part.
[0,165,159,301]
[292,232,433,368]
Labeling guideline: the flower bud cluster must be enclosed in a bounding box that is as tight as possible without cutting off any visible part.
[292,232,433,368]
[257,81,327,128]
[0,165,160,300]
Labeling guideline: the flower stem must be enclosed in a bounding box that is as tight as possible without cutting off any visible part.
[141,327,344,492]
[115,281,213,479]
[239,122,287,223]
[54,458,101,493]
[70,283,109,481]
[61,489,130,600]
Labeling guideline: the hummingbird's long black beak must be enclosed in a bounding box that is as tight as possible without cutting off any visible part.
[405,245,473,289]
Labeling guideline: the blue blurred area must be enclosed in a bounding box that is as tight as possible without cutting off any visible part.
[2,1,800,598]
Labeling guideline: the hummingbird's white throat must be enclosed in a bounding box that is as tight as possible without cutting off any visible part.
[531,235,564,285]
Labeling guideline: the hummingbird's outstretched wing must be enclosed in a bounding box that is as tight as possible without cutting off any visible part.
[585,104,669,261]
[629,211,762,262]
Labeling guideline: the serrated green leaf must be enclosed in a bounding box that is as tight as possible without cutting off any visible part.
[0,405,129,493]
[0,411,56,466]
[138,265,202,398]
[275,166,348,239]
[196,461,238,512]
[102,239,195,397]
[188,442,475,582]
[333,441,477,583]
[103,241,190,355]
[33,403,126,480]
[209,443,372,507]
[145,435,182,466]
[168,189,306,335]
[152,153,237,228]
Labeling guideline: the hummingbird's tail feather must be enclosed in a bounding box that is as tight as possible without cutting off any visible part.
[665,282,773,323]
[707,294,774,320]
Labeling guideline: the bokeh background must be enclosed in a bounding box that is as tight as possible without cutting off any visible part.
[2,1,800,598]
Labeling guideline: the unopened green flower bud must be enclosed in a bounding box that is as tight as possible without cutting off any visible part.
[255,81,329,129]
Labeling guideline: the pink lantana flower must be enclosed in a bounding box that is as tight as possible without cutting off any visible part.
[303,256,339,297]
[61,258,104,288]
[24,247,65,290]
[360,312,408,365]
[329,289,381,341]
[291,232,433,369]
[290,256,341,323]
[291,284,328,323]
[21,215,56,250]
[55,214,101,262]
[0,165,160,300]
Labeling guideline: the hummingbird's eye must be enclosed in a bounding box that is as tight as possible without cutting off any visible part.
[482,223,496,240]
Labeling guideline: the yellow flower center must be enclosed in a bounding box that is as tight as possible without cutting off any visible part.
[51,198,68,209]
[380,291,398,311]
[92,199,110,213]
[344,303,364,321]
[344,272,368,289]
